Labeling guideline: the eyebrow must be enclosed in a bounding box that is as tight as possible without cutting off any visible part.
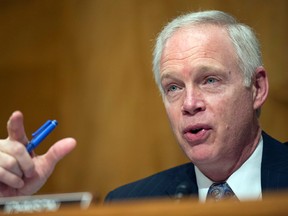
[160,65,225,81]
[160,72,181,83]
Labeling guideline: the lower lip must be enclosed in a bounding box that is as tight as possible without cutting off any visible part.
[183,129,210,144]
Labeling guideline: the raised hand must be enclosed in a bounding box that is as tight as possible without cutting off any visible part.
[0,111,76,197]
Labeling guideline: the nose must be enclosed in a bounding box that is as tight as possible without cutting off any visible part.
[181,88,205,116]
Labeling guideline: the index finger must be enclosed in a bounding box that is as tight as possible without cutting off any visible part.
[7,111,29,144]
[6,111,35,177]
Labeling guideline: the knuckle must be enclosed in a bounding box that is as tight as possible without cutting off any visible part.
[10,143,26,156]
[4,157,17,170]
[0,167,23,188]
[0,167,5,179]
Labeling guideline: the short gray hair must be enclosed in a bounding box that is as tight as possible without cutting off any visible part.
[152,10,262,93]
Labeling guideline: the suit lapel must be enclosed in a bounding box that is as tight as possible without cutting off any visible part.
[165,163,199,199]
[162,132,288,200]
[261,132,288,196]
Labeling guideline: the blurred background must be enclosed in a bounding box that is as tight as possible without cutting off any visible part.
[0,0,287,202]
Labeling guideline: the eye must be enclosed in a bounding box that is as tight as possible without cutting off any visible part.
[204,77,218,84]
[167,84,180,92]
[168,85,178,91]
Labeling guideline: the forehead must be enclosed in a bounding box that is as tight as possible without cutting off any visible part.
[160,24,238,70]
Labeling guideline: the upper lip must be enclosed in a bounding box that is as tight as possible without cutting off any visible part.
[183,124,211,134]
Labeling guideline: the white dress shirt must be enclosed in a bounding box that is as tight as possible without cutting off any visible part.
[195,137,263,202]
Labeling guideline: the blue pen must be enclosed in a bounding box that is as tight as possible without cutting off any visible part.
[26,120,58,153]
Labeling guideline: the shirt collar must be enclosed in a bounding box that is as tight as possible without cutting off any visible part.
[195,136,263,202]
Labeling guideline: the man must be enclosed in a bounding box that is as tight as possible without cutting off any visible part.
[105,10,288,202]
[0,10,287,202]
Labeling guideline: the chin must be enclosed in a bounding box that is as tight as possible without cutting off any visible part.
[189,155,214,164]
[184,145,215,164]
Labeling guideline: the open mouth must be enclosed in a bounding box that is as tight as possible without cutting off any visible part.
[184,126,206,134]
[190,128,204,134]
[183,125,211,144]
[183,125,211,142]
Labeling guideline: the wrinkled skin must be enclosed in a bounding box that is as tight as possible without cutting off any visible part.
[159,25,268,181]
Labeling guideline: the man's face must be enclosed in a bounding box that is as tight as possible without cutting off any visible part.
[159,25,259,168]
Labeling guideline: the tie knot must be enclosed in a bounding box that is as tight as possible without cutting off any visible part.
[207,182,237,201]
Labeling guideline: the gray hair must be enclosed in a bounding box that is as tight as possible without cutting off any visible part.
[152,10,262,93]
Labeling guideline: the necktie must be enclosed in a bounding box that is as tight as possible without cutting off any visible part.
[207,182,238,201]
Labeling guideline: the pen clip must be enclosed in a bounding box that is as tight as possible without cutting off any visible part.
[32,120,52,137]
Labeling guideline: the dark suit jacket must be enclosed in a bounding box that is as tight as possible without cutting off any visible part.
[105,132,288,202]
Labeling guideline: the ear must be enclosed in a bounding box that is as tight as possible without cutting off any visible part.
[252,66,269,110]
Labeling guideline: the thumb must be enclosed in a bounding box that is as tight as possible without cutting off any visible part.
[43,138,77,168]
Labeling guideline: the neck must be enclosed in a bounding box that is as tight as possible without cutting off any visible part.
[198,128,262,182]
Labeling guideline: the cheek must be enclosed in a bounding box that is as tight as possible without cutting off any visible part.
[166,106,178,125]
[164,102,182,133]
[232,92,253,115]
[216,92,254,131]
